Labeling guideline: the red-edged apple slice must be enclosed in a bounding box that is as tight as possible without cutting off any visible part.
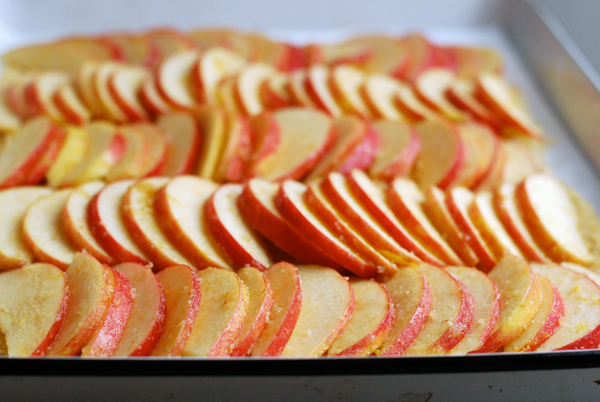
[213,113,253,182]
[238,178,338,267]
[156,111,201,176]
[396,34,439,80]
[45,125,89,188]
[411,119,465,190]
[143,28,194,60]
[182,268,249,357]
[252,107,335,181]
[21,126,66,186]
[404,263,474,355]
[368,120,420,181]
[499,139,538,184]
[139,78,172,116]
[287,70,317,108]
[0,263,67,356]
[454,46,503,79]
[276,180,381,277]
[534,263,600,351]
[194,106,227,179]
[0,89,20,131]
[474,140,506,192]
[394,82,440,122]
[327,278,394,356]
[360,74,405,121]
[107,65,151,121]
[205,183,274,270]
[104,125,146,181]
[4,77,32,118]
[446,187,497,271]
[0,116,63,189]
[155,50,199,109]
[446,266,500,354]
[188,28,253,57]
[216,76,243,113]
[22,189,77,269]
[230,267,275,356]
[347,169,445,266]
[476,72,543,139]
[154,176,233,269]
[503,274,563,352]
[336,123,380,175]
[93,62,130,122]
[122,177,194,270]
[252,262,302,356]
[193,47,247,104]
[247,33,291,71]
[98,33,157,67]
[474,255,542,353]
[75,62,106,118]
[151,265,201,357]
[48,253,114,356]
[281,265,354,357]
[493,183,547,262]
[62,181,115,265]
[413,68,467,121]
[235,63,275,116]
[329,65,371,118]
[446,79,499,127]
[53,85,92,126]
[112,262,166,356]
[388,178,463,265]
[516,174,592,265]
[87,179,149,264]
[81,267,134,357]
[132,122,169,177]
[23,72,69,121]
[0,187,52,271]
[421,187,479,266]
[450,122,499,189]
[259,73,292,109]
[60,121,125,187]
[246,111,281,177]
[305,64,343,117]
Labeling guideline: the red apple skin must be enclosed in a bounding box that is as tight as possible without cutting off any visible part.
[369,122,421,181]
[337,123,381,174]
[53,87,91,126]
[433,279,475,351]
[22,127,66,185]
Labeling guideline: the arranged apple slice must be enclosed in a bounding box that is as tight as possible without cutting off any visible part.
[112,262,166,356]
[139,78,172,116]
[305,64,343,117]
[53,85,92,126]
[182,268,249,357]
[93,62,130,122]
[156,111,201,176]
[143,28,194,60]
[0,263,68,356]
[21,126,65,186]
[45,125,89,188]
[281,265,354,357]
[454,46,503,79]
[329,65,371,118]
[368,120,420,181]
[104,125,147,181]
[23,72,69,121]
[474,255,542,353]
[246,111,281,177]
[99,33,157,67]
[151,265,201,357]
[230,267,275,356]
[0,90,21,131]
[394,82,439,122]
[327,278,394,356]
[62,181,115,265]
[213,113,253,182]
[446,79,499,127]
[216,76,243,113]
[155,50,199,109]
[361,74,404,121]
[5,76,33,118]
[193,47,247,104]
[75,62,107,118]
[131,122,169,177]
[516,174,592,266]
[451,122,500,189]
[413,68,467,121]
[259,73,292,109]
[107,65,151,121]
[235,63,275,116]
[194,106,228,179]
[287,70,316,108]
[499,139,540,184]
[251,262,302,356]
[48,253,115,356]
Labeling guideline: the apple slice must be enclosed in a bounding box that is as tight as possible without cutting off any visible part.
[193,47,247,104]
[252,107,335,181]
[454,46,503,79]
[0,263,68,356]
[75,62,106,118]
[205,184,274,270]
[45,125,89,187]
[246,111,281,177]
[131,122,169,177]
[287,70,317,107]
[100,33,157,68]
[446,266,500,354]
[368,120,420,181]
[327,278,394,356]
[23,72,69,121]
[474,255,542,353]
[516,174,592,265]
[48,253,114,356]
[421,187,479,266]
[155,50,199,110]
[235,63,275,116]
[194,106,227,179]
[411,119,465,190]
[182,268,249,357]
[534,263,600,351]
[87,179,149,264]
[151,265,201,357]
[413,68,467,121]
[0,89,20,131]
[5,76,33,118]
[281,265,354,357]
[394,82,440,122]
[53,85,92,126]
[213,113,253,182]
[104,125,146,181]
[112,262,166,356]
[93,62,130,122]
[247,33,292,71]
[329,65,371,118]
[216,76,243,113]
[305,64,343,117]
[446,79,499,127]
[251,262,302,356]
[360,74,405,121]
[21,126,66,186]
[259,73,292,109]
[156,111,201,176]
[231,267,275,356]
[335,121,381,175]
[22,189,77,269]
[107,65,151,121]
[139,78,172,116]
[188,28,253,57]
[143,28,194,61]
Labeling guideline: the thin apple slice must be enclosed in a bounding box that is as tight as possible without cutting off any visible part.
[107,65,151,121]
[216,76,243,113]
[53,85,92,126]
[48,253,114,356]
[251,262,302,356]
[231,267,275,356]
[75,62,106,118]
[93,62,130,122]
[235,63,275,116]
[23,72,69,122]
[139,78,172,116]
[46,125,89,188]
[246,33,292,71]
[151,265,201,357]
[305,64,343,117]
[259,73,292,109]
[281,265,354,357]
[143,28,194,61]
[113,262,166,356]
[5,76,33,118]
[287,70,316,107]
[188,28,253,58]
[104,125,146,181]
[361,74,405,121]
[500,139,540,184]
[534,263,600,351]
[446,79,499,127]
[155,50,199,109]
[474,255,542,353]
[156,111,201,176]
[327,278,394,356]
[0,90,20,131]
[99,33,157,66]
[206,184,273,270]
[394,82,440,122]
[413,68,467,121]
[368,120,420,181]
[454,46,503,79]
[213,113,253,183]
[0,263,68,356]
[246,111,281,177]
[182,268,249,357]
[88,179,149,264]
[21,126,66,186]
[193,47,247,104]
[329,65,371,118]
[194,106,227,179]
[451,122,500,189]
[516,174,592,265]
[131,122,169,177]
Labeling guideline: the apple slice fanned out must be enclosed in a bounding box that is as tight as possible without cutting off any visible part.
[182,268,249,357]
[445,79,499,127]
[193,47,247,104]
[287,70,317,108]
[156,112,201,176]
[0,92,20,132]
[132,122,169,177]
[394,82,439,122]
[252,107,335,181]
[108,65,151,121]
[0,263,68,356]
[281,265,354,357]
[143,28,194,61]
[260,73,292,109]
[76,62,107,118]
[46,125,89,188]
[99,33,157,67]
[23,71,69,122]
[104,125,146,181]
[49,253,115,356]
[112,263,166,356]
[361,74,405,121]
[413,68,467,121]
[5,76,34,119]
[155,50,199,110]
[139,78,172,117]
[451,122,500,189]
[194,106,227,179]
[53,85,92,126]
[93,62,130,122]
[454,46,503,79]
[235,63,275,116]
[213,113,253,183]
[21,126,66,186]
[305,64,343,117]
[329,65,372,118]
[151,265,201,357]
[216,76,243,113]
[327,278,394,356]
[246,111,281,177]
[516,174,592,266]
[368,120,420,181]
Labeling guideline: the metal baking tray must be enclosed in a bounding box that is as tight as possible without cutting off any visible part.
[2,0,600,401]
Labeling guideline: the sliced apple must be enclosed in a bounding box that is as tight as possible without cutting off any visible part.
[21,127,65,186]
[104,125,146,181]
[188,28,253,58]
[368,120,420,181]
[215,76,243,113]
[182,268,249,357]
[213,113,253,182]
[246,33,292,71]
[151,265,201,357]
[194,105,228,178]
[100,33,157,67]
[413,68,467,121]
[500,138,541,184]
[287,70,316,108]
[143,28,195,61]
[395,34,438,79]
[394,82,440,122]
[329,65,371,118]
[360,74,404,121]
[23,72,69,122]
[454,46,503,79]
[156,111,200,176]
[235,63,275,116]
[0,89,21,131]
[131,122,169,177]
[46,125,89,188]
[335,122,380,175]
[155,50,199,110]
[53,85,92,126]
[0,263,68,356]
[107,65,151,121]
[4,77,32,118]
[75,62,106,118]
[245,111,281,177]
[305,64,343,117]
[93,62,130,122]
[474,139,506,192]
[446,79,499,127]
[193,47,247,104]
[259,73,292,109]
[139,78,172,116]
